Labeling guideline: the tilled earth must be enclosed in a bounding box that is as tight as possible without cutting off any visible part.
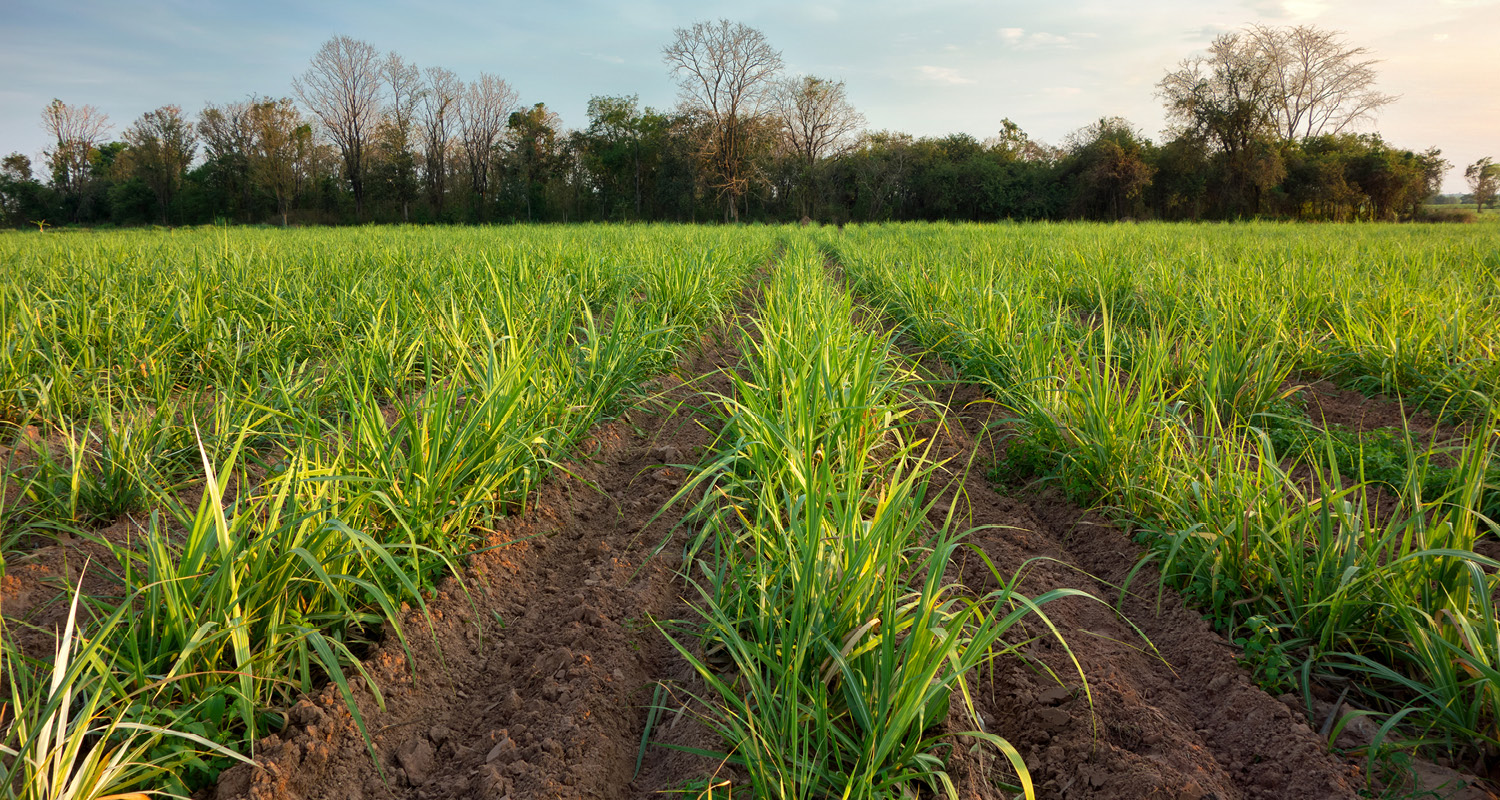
[206,332,1468,800]
[212,359,1379,799]
[212,327,744,800]
[203,286,1500,800]
[4,274,1495,800]
[0,288,1451,799]
[918,376,1364,800]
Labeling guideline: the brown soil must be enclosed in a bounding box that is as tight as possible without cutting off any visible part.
[0,513,150,659]
[1292,377,1473,447]
[11,266,1487,798]
[910,367,1366,800]
[1284,376,1494,531]
[1,431,269,661]
[212,327,747,800]
[220,313,1373,799]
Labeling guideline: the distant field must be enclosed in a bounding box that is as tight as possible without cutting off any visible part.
[2,223,1495,799]
[1423,202,1500,218]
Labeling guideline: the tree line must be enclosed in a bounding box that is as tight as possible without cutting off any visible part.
[1,21,1490,228]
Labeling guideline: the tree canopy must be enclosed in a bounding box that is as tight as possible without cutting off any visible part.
[1,24,1464,229]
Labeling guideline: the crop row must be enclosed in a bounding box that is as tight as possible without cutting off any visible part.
[833,223,1499,772]
[0,225,775,797]
[660,237,1090,798]
[843,222,1500,418]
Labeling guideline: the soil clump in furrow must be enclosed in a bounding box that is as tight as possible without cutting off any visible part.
[213,328,745,800]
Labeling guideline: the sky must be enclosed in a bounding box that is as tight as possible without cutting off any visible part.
[1,0,1495,193]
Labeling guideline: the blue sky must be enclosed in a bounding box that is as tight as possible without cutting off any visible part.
[2,0,1494,192]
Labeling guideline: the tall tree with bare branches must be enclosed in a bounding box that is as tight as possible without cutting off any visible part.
[419,66,462,216]
[1158,32,1285,214]
[458,73,518,217]
[663,19,783,222]
[295,35,383,219]
[774,75,863,217]
[40,99,111,203]
[120,105,196,222]
[1245,24,1397,141]
[380,51,422,221]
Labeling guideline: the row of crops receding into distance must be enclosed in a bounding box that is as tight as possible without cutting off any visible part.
[0,222,1496,799]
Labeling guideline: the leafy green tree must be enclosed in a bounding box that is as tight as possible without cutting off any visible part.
[248,98,314,226]
[1062,117,1156,219]
[0,153,48,227]
[583,95,645,219]
[842,131,913,221]
[1149,135,1212,220]
[1466,157,1499,213]
[504,103,561,222]
[1279,134,1444,220]
[1282,134,1367,219]
[120,105,196,223]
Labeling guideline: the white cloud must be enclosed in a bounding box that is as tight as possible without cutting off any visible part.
[1432,33,1451,41]
[918,65,975,85]
[998,27,1077,48]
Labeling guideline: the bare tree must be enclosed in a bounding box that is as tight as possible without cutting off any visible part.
[40,99,111,199]
[1158,33,1285,213]
[458,73,518,216]
[775,76,863,165]
[120,105,196,223]
[381,51,422,221]
[248,97,312,226]
[294,35,383,218]
[773,75,863,217]
[1247,24,1397,140]
[663,19,783,222]
[1158,33,1278,148]
[418,66,462,215]
[1467,157,1499,214]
